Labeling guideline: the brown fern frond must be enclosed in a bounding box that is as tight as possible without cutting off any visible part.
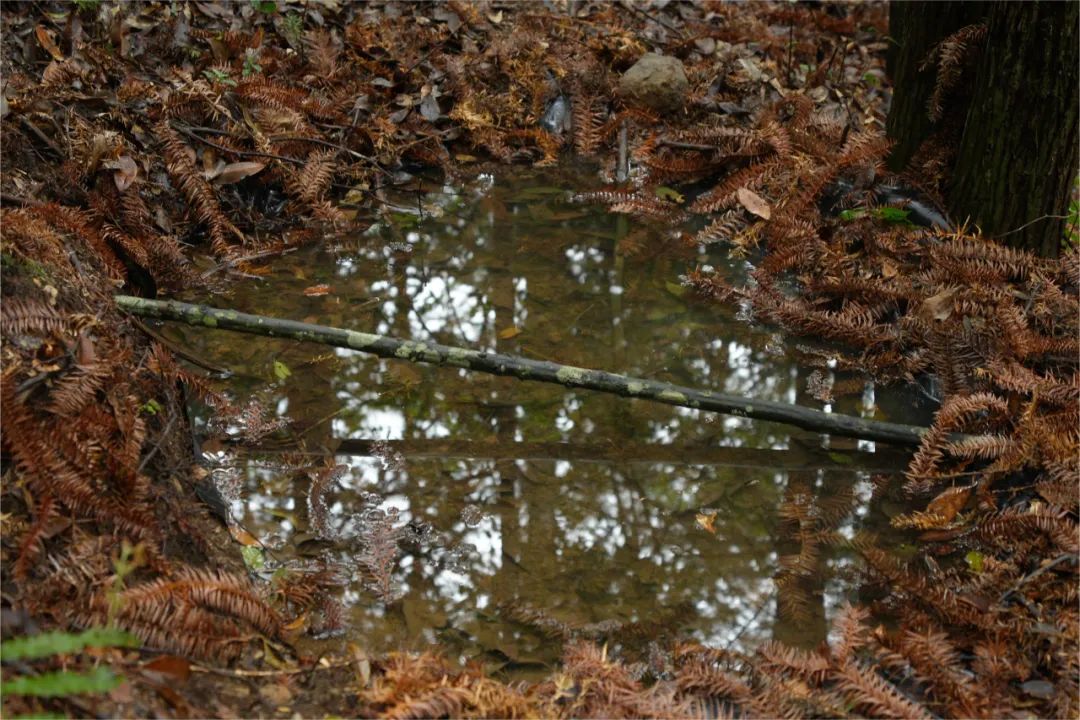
[499,602,575,639]
[830,602,872,663]
[572,189,642,205]
[0,297,69,337]
[308,463,348,540]
[974,506,1076,544]
[609,197,688,223]
[44,361,113,416]
[833,659,932,719]
[118,567,282,640]
[157,121,243,255]
[924,23,988,122]
[14,492,58,581]
[689,158,783,214]
[906,392,1012,494]
[692,210,747,246]
[571,91,604,156]
[756,641,830,685]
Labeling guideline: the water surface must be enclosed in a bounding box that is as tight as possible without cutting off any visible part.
[165,166,931,674]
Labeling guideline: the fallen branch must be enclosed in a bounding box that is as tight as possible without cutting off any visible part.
[115,295,934,446]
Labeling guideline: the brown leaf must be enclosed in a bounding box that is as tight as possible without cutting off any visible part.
[919,287,960,321]
[35,25,64,61]
[229,525,261,547]
[141,656,191,682]
[302,284,332,297]
[736,187,771,220]
[695,510,718,535]
[498,326,522,339]
[283,614,308,632]
[214,161,266,185]
[925,485,972,524]
[104,156,138,192]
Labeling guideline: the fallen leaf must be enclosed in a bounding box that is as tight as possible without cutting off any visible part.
[419,93,441,122]
[141,656,191,683]
[215,161,266,185]
[229,525,261,546]
[695,510,718,535]
[302,284,332,297]
[736,187,771,220]
[104,156,138,192]
[35,25,64,61]
[498,326,522,339]
[283,614,308,632]
[925,484,972,524]
[919,287,960,321]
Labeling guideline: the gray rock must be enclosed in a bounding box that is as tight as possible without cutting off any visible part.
[618,53,688,113]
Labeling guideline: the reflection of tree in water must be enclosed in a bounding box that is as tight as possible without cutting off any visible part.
[180,170,910,665]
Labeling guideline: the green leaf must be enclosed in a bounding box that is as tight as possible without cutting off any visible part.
[1,667,121,697]
[273,360,291,381]
[241,545,265,570]
[965,550,985,573]
[874,207,913,225]
[1,628,140,662]
[250,0,277,12]
[826,451,854,466]
[664,280,687,298]
[838,209,865,222]
[655,187,685,204]
[140,399,162,415]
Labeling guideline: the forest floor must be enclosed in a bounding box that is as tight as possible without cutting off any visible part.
[1,1,1077,718]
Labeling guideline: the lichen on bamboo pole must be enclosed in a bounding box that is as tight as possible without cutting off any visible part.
[115,295,934,446]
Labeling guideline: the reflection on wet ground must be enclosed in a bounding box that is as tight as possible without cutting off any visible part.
[165,166,935,675]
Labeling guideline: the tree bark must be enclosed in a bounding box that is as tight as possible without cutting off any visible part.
[115,295,937,447]
[886,1,1079,258]
[885,1,993,171]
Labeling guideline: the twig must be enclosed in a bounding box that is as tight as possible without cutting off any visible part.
[616,0,684,38]
[996,214,1068,237]
[659,138,720,152]
[267,134,380,164]
[170,122,305,166]
[200,247,299,279]
[129,316,230,375]
[190,659,355,677]
[138,412,178,473]
[999,552,1078,604]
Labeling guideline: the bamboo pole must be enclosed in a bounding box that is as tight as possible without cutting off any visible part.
[115,295,933,447]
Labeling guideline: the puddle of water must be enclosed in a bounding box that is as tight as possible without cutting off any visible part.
[164,165,935,675]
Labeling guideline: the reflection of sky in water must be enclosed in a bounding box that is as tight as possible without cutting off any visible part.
[173,167,929,670]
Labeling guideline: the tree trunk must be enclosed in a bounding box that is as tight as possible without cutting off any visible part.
[885,1,992,171]
[886,1,1079,258]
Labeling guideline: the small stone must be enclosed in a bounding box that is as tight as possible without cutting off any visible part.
[618,53,688,113]
[260,683,293,706]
